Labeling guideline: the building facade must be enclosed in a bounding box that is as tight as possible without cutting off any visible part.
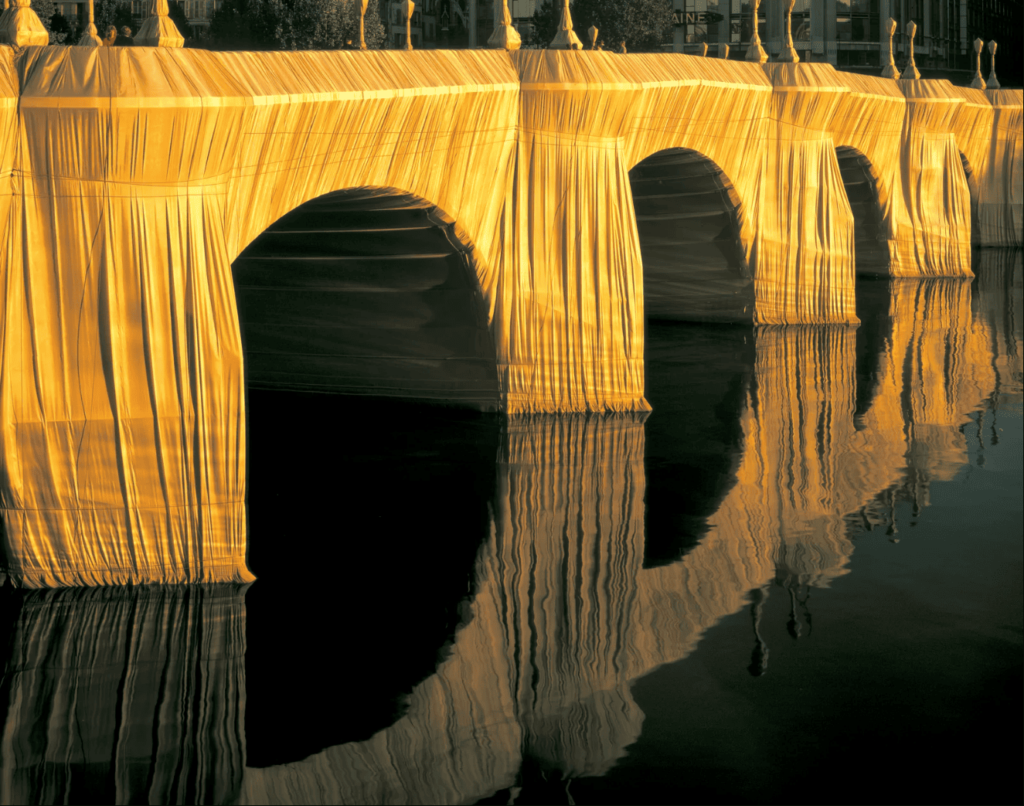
[673,0,1021,83]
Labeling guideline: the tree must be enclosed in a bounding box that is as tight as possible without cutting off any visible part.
[532,0,672,52]
[90,0,134,38]
[619,0,673,51]
[208,0,385,50]
[47,9,73,44]
[530,0,558,46]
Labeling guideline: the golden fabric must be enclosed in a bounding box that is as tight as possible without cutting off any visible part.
[0,46,1020,586]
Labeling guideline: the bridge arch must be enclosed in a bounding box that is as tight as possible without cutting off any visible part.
[231,187,500,411]
[627,148,753,323]
[834,146,890,275]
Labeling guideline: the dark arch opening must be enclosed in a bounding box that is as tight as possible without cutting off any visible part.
[959,151,981,246]
[835,146,889,276]
[232,187,500,411]
[629,149,754,569]
[234,188,501,766]
[629,148,753,323]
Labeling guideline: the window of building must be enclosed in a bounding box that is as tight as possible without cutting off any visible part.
[836,0,878,42]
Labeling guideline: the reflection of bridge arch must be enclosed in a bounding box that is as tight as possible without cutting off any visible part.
[231,188,500,411]
[628,149,752,323]
[834,146,890,275]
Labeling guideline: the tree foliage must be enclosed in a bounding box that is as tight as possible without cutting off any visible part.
[90,0,135,37]
[532,0,672,52]
[208,0,385,50]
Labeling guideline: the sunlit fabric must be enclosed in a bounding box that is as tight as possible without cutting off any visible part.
[0,585,247,805]
[0,46,1020,587]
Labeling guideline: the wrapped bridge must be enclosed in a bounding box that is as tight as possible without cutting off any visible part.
[0,45,1020,586]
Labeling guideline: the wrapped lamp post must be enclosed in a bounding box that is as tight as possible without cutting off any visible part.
[403,0,414,50]
[986,41,1000,89]
[776,0,799,62]
[359,0,368,49]
[487,0,520,50]
[969,38,984,88]
[744,0,767,64]
[1,0,48,47]
[881,18,900,79]
[76,0,103,45]
[548,0,582,49]
[136,0,185,47]
[902,20,920,79]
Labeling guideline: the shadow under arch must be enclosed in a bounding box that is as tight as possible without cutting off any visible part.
[835,146,893,420]
[232,187,503,765]
[628,148,753,323]
[834,146,890,275]
[232,187,500,411]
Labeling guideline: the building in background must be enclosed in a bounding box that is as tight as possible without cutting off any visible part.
[176,0,221,34]
[673,0,1021,85]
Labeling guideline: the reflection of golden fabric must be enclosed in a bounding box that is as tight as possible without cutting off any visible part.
[240,281,1024,801]
[707,326,859,588]
[973,249,1023,402]
[857,278,995,509]
[0,585,247,805]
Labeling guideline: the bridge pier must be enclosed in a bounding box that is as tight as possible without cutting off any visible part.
[894,80,974,275]
[0,180,252,586]
[755,64,857,324]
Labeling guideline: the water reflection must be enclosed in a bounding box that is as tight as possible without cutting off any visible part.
[1,251,1020,805]
[0,585,247,805]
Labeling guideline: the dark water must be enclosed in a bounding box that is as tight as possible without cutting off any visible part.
[0,250,1020,804]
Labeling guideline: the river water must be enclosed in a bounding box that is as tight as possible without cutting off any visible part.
[0,250,1020,805]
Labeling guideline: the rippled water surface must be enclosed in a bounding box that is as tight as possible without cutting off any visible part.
[1,251,1021,805]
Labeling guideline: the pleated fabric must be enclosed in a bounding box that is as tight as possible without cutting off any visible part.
[0,585,247,805]
[0,46,1020,587]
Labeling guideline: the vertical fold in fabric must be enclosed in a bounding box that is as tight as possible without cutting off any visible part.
[896,80,973,275]
[756,64,857,324]
[0,46,251,586]
[0,585,247,805]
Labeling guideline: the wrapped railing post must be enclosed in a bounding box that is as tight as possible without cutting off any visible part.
[135,0,185,47]
[486,0,520,50]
